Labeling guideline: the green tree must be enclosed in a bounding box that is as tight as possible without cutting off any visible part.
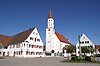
[88,46,96,62]
[65,45,76,54]
[81,46,90,55]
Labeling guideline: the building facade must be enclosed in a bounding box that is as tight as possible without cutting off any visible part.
[76,34,95,56]
[0,27,44,57]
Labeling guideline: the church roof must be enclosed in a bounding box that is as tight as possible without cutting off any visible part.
[48,9,53,18]
[55,32,72,45]
[0,34,11,46]
[9,27,35,44]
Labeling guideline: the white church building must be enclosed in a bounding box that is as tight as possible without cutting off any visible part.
[46,9,72,54]
[76,34,95,56]
[0,27,44,57]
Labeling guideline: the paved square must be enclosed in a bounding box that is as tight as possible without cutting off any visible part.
[0,57,100,66]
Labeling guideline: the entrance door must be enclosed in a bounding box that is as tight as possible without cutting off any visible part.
[3,52,5,56]
[13,52,15,57]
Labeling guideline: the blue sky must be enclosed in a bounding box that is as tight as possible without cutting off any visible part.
[0,0,100,45]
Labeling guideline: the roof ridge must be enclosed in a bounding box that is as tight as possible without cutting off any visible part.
[11,27,35,36]
[9,27,35,44]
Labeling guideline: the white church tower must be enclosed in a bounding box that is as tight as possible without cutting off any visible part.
[46,9,72,54]
[46,9,55,53]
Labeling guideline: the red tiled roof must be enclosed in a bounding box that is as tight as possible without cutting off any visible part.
[9,27,35,44]
[0,34,11,46]
[0,28,35,46]
[95,45,100,49]
[55,32,72,45]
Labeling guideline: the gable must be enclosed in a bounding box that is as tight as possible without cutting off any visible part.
[80,34,93,44]
[25,27,43,45]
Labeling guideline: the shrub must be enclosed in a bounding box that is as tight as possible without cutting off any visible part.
[71,56,78,61]
[84,56,91,62]
[96,54,100,57]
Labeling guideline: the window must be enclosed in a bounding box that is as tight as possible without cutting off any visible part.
[48,29,50,31]
[21,51,23,55]
[80,41,84,44]
[19,51,21,55]
[85,41,89,43]
[78,51,80,54]
[32,45,35,48]
[37,39,40,42]
[35,38,37,42]
[29,44,31,48]
[24,44,25,47]
[39,46,43,49]
[31,52,35,55]
[36,33,38,35]
[83,37,85,39]
[33,32,35,34]
[30,37,33,40]
[37,45,39,48]
[78,46,79,49]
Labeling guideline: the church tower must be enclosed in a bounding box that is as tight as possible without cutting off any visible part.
[46,9,72,55]
[46,9,55,53]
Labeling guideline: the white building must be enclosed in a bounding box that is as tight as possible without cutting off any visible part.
[76,34,95,56]
[95,45,100,55]
[0,27,44,57]
[46,9,72,54]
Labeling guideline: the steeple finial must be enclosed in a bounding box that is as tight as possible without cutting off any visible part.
[48,9,53,18]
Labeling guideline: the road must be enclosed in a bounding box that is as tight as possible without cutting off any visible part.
[0,57,100,66]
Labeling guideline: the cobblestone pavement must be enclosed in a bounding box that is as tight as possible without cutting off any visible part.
[0,57,100,66]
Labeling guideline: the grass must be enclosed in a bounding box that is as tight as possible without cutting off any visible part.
[62,60,91,63]
[62,60,100,64]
